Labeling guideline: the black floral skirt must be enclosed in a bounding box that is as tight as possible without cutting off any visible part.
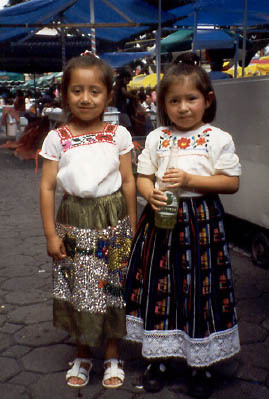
[124,195,240,367]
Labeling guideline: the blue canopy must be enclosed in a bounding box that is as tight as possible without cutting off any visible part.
[0,0,267,74]
[171,0,269,27]
[0,0,176,43]
[100,51,152,68]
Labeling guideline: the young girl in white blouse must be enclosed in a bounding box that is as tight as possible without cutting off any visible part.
[125,60,241,398]
[40,54,136,390]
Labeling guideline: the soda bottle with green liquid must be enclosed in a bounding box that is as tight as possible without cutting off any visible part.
[154,148,179,229]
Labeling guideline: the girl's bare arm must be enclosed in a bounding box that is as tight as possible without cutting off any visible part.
[162,168,240,194]
[119,152,137,236]
[40,158,66,260]
[137,173,168,211]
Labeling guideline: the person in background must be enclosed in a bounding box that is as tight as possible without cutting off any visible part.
[151,86,157,105]
[39,88,55,115]
[137,86,146,104]
[124,59,241,398]
[129,93,147,136]
[14,89,26,116]
[208,59,232,80]
[142,93,157,133]
[40,54,136,390]
[113,69,136,132]
[142,93,157,113]
[1,94,20,133]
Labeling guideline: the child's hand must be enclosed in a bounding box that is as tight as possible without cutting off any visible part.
[148,188,168,211]
[162,167,188,189]
[46,234,67,261]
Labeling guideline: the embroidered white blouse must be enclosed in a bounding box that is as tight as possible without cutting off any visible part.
[138,124,241,198]
[40,123,133,198]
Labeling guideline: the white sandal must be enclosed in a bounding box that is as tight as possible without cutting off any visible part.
[66,358,93,388]
[102,358,125,389]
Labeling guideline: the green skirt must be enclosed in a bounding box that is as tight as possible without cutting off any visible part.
[53,190,132,347]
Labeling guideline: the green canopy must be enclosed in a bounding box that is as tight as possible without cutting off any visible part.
[0,71,25,82]
[160,28,251,53]
[36,73,58,88]
[20,79,35,89]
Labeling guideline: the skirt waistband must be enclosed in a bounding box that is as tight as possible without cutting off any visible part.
[56,190,128,229]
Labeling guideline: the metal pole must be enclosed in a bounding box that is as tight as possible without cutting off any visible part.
[61,27,66,69]
[234,32,239,78]
[156,0,161,84]
[192,9,198,52]
[33,72,38,116]
[242,0,248,77]
[156,0,161,126]
[90,0,96,54]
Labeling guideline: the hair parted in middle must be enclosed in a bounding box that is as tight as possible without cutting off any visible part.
[157,62,217,127]
[61,53,114,116]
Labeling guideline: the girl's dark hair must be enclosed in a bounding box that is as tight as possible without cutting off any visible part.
[157,62,217,126]
[174,52,201,66]
[61,54,114,114]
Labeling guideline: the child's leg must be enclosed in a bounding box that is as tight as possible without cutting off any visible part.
[103,338,124,387]
[67,344,92,386]
[105,338,120,360]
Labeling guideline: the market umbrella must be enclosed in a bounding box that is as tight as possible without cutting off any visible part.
[36,73,59,88]
[20,79,35,89]
[250,56,269,74]
[128,73,163,90]
[100,51,152,68]
[160,28,245,53]
[0,71,25,83]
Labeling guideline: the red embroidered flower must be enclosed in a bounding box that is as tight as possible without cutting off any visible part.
[161,139,170,148]
[177,137,190,149]
[162,128,172,135]
[196,137,206,146]
[202,128,212,134]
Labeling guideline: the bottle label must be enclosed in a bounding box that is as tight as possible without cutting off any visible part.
[159,191,178,216]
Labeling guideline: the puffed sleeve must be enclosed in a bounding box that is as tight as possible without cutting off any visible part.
[39,130,61,161]
[137,130,159,175]
[116,125,134,155]
[212,130,241,176]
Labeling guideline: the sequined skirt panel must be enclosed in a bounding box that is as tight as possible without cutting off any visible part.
[53,191,132,346]
[124,195,240,366]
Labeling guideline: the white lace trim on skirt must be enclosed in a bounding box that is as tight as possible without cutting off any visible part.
[126,315,240,367]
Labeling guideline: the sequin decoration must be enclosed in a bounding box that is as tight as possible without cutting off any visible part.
[53,216,132,313]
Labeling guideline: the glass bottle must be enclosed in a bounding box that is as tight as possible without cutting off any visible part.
[154,148,179,229]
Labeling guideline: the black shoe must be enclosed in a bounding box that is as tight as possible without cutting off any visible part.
[188,368,214,398]
[142,362,167,393]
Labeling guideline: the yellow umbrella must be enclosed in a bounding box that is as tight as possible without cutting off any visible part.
[256,64,269,75]
[128,73,163,90]
[226,63,261,78]
[250,56,269,75]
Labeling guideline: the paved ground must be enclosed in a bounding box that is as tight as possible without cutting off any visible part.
[0,133,269,399]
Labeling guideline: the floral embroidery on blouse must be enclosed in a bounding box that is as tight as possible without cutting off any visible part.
[177,137,191,149]
[158,127,212,152]
[56,124,117,152]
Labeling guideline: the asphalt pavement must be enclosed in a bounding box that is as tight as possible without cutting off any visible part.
[0,132,269,399]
